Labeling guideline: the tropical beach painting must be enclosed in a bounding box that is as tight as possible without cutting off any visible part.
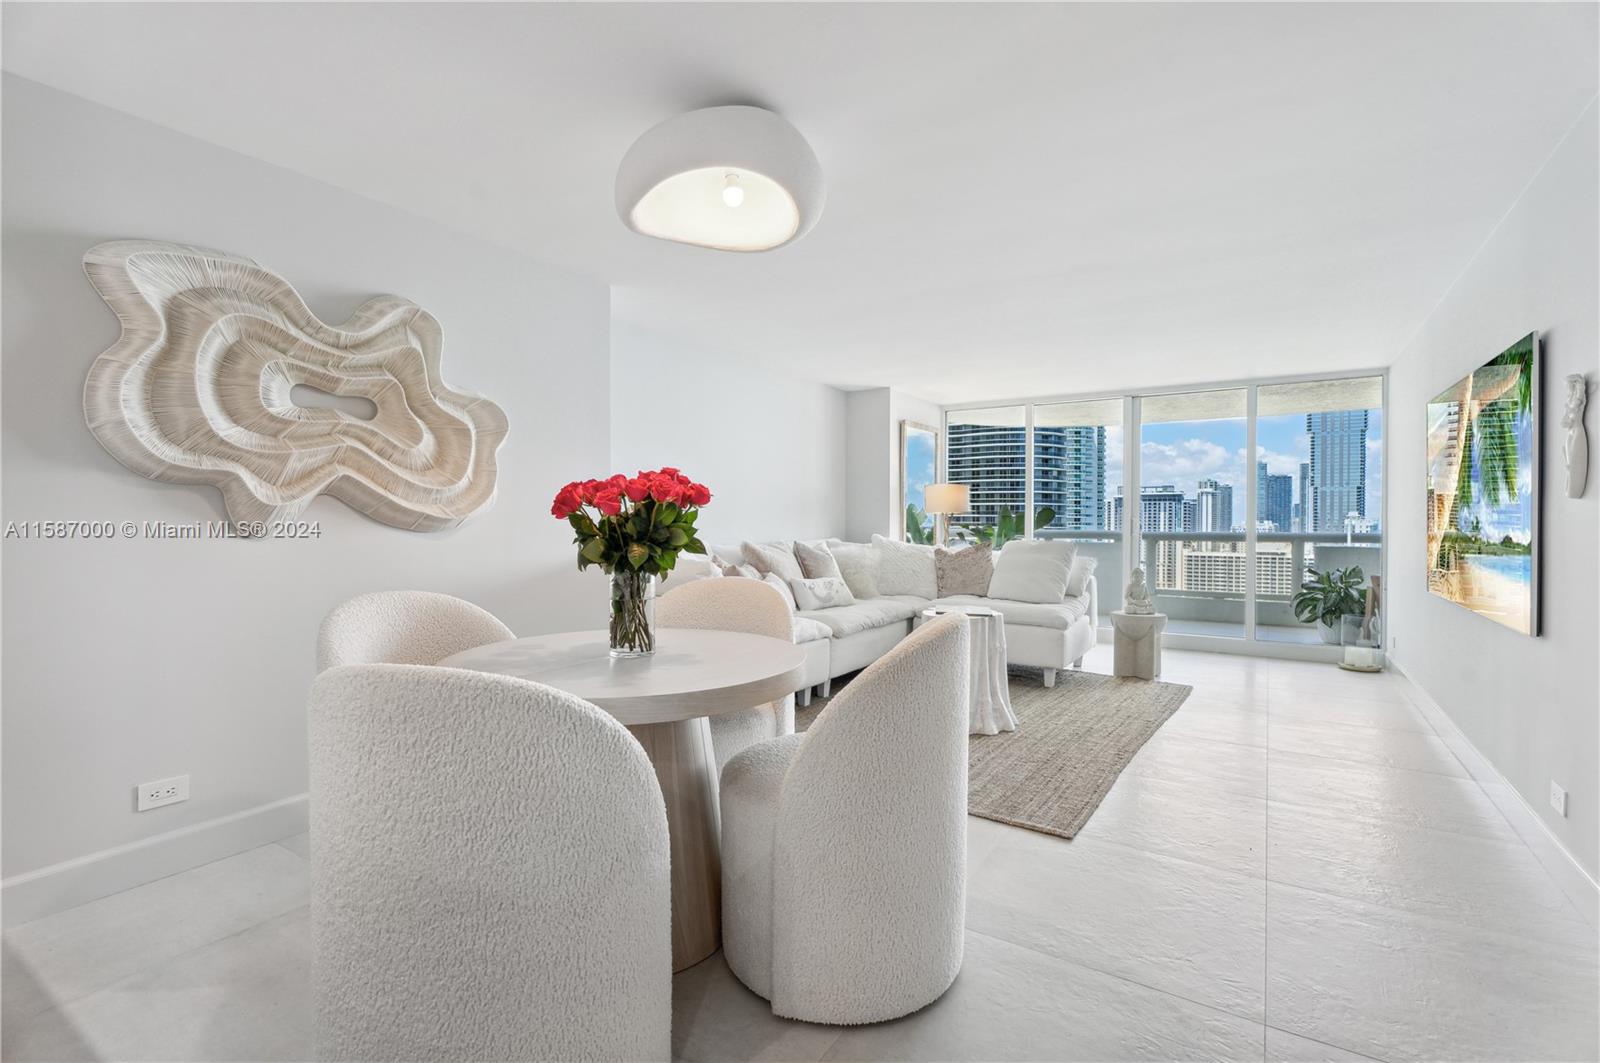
[1426,333,1539,635]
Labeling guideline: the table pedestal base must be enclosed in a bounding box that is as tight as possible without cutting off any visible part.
[627,718,722,972]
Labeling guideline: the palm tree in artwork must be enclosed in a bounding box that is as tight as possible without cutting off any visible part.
[1451,336,1533,529]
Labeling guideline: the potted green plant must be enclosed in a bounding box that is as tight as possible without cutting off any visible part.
[1291,565,1368,644]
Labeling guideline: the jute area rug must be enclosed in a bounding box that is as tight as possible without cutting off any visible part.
[795,669,1192,839]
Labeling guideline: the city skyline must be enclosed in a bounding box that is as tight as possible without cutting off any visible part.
[945,404,1383,534]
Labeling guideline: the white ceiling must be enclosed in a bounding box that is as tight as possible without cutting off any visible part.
[4,3,1596,404]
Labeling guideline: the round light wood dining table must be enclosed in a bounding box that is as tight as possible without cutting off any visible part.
[438,628,806,972]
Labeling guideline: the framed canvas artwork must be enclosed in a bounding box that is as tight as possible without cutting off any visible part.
[1425,332,1539,635]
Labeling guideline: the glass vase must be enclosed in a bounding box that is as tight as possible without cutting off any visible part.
[609,569,657,658]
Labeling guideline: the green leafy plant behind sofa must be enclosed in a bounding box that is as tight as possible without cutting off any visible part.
[954,506,1056,550]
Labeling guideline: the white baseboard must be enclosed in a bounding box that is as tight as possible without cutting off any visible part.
[1,793,309,928]
[1390,658,1599,928]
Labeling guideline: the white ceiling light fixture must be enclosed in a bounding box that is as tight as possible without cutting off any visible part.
[616,105,824,253]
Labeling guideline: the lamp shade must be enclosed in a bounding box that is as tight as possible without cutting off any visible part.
[923,483,970,515]
[615,106,825,252]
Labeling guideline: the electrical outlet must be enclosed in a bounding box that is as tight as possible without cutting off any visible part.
[136,774,189,812]
[1549,780,1568,818]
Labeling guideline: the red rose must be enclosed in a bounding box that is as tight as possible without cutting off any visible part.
[659,467,681,477]
[623,477,651,502]
[649,476,684,505]
[550,483,583,518]
[685,482,712,507]
[593,488,623,516]
[577,479,600,504]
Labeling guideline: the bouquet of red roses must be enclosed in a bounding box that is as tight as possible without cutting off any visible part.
[551,467,711,578]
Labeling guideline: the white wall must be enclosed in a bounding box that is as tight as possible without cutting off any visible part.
[1388,101,1599,879]
[843,387,943,542]
[1,77,613,917]
[609,321,849,545]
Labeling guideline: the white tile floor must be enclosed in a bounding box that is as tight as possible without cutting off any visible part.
[4,646,1596,1062]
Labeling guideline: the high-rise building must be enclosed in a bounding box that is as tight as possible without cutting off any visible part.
[1195,478,1233,533]
[946,423,1106,530]
[1298,462,1312,532]
[1256,461,1293,532]
[1112,485,1186,587]
[1308,410,1369,532]
[1032,426,1106,531]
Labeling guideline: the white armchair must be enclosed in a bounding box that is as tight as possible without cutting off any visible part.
[719,613,971,1025]
[316,590,513,671]
[309,664,670,1061]
[656,577,796,775]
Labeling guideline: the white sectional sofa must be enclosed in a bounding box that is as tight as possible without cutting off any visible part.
[667,537,1099,703]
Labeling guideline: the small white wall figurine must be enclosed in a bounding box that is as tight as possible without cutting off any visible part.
[1563,374,1588,499]
[1124,566,1155,615]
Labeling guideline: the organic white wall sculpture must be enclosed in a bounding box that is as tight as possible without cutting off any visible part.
[83,240,508,534]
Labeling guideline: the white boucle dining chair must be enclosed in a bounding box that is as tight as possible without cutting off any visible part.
[316,590,513,671]
[308,663,670,1062]
[655,577,796,776]
[718,613,971,1025]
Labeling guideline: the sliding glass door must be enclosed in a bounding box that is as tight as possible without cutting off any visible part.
[1136,389,1248,638]
[945,371,1385,655]
[1033,399,1123,611]
[1255,377,1384,644]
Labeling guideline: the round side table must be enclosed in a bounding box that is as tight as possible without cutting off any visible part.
[1111,610,1167,680]
[918,605,1016,735]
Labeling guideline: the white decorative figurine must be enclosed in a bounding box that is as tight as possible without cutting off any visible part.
[1124,566,1155,615]
[1563,373,1588,499]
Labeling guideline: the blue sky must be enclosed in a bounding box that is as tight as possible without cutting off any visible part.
[1105,410,1384,527]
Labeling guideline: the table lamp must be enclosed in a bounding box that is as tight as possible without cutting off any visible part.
[923,483,970,546]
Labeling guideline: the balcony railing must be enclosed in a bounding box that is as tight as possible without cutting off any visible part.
[1031,528,1382,641]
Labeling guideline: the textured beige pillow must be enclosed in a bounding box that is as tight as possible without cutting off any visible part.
[742,540,805,583]
[794,540,844,580]
[935,544,993,597]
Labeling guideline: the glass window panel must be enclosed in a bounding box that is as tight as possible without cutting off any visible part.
[1136,389,1247,639]
[1255,376,1384,644]
[945,406,1027,536]
[1034,399,1122,613]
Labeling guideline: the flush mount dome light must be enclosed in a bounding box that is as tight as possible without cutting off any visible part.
[616,105,824,252]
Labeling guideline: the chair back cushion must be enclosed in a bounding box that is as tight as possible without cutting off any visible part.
[656,576,792,641]
[316,591,513,671]
[309,664,669,1061]
[770,613,969,1021]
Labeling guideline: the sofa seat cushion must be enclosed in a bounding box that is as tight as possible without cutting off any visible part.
[790,616,833,644]
[931,593,1090,630]
[797,596,924,638]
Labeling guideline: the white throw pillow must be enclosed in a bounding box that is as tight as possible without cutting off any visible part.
[720,561,760,579]
[794,539,844,581]
[829,541,880,599]
[761,571,797,613]
[1065,554,1098,598]
[986,539,1077,604]
[742,540,805,583]
[789,576,856,611]
[871,534,938,599]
